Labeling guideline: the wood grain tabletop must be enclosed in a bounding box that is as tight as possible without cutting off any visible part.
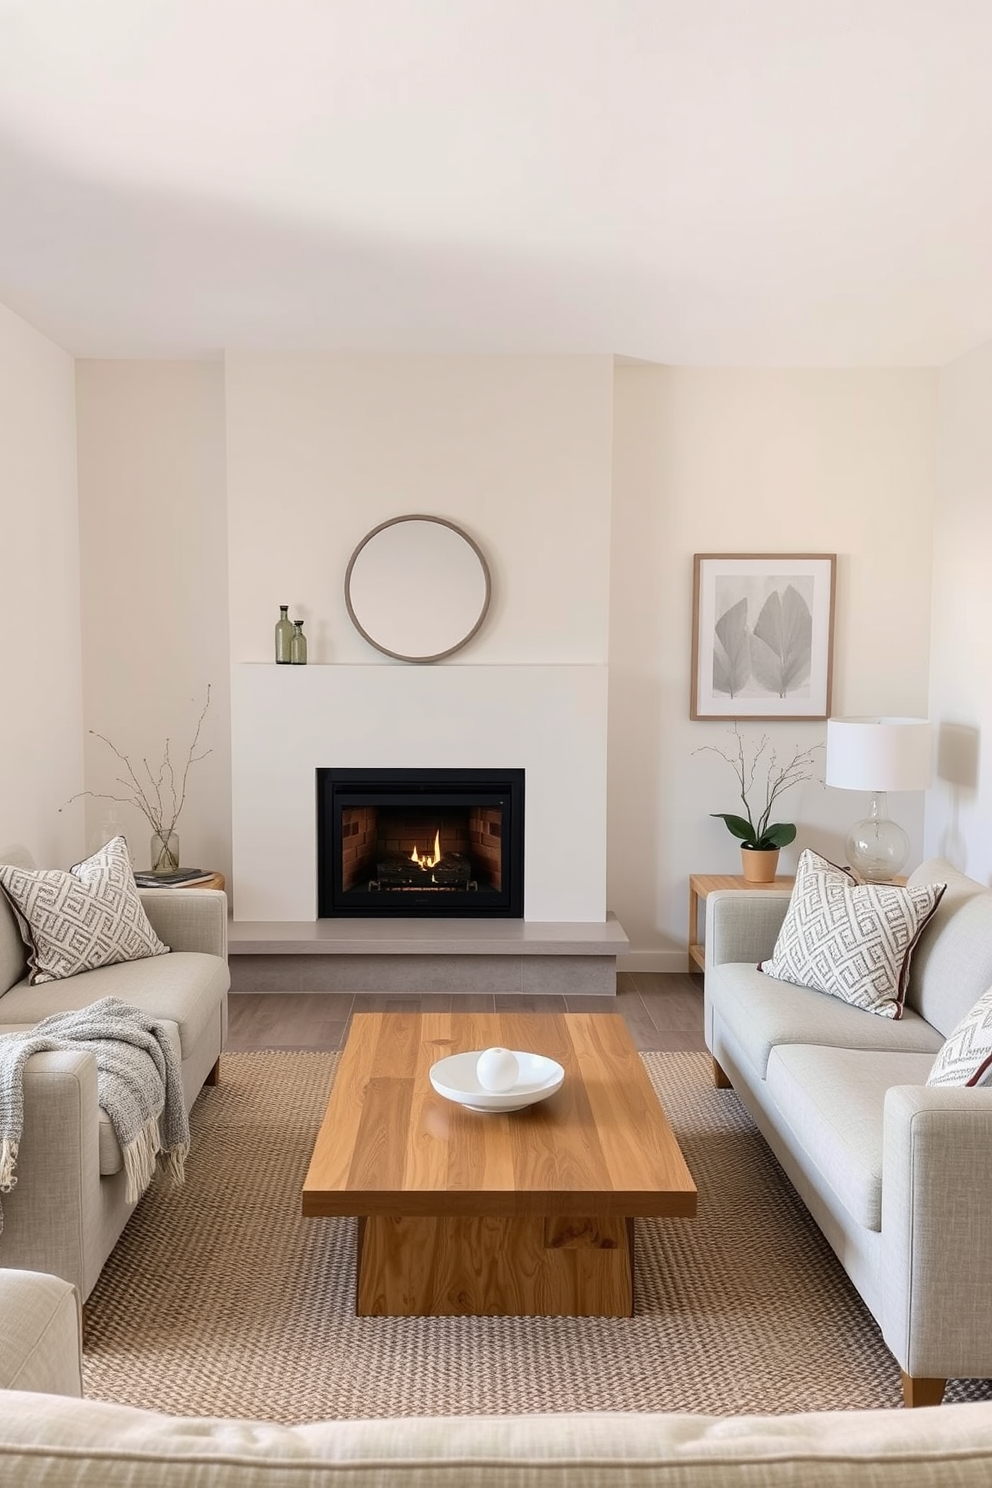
[302,1011,697,1220]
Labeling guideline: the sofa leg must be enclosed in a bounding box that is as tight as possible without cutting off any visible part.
[712,1058,732,1089]
[901,1372,946,1408]
[204,1057,221,1087]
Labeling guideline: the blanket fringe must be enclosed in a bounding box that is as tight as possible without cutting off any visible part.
[122,1115,161,1205]
[163,1141,189,1189]
[0,1137,18,1194]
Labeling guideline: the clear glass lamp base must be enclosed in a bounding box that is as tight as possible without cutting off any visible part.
[845,792,910,883]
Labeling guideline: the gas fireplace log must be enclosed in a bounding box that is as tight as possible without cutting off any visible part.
[374,853,473,889]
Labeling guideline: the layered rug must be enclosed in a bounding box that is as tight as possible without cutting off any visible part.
[82,1050,992,1422]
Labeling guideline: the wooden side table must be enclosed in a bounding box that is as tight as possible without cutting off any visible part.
[687,873,794,974]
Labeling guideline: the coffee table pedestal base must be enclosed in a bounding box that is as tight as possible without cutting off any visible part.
[357,1214,634,1318]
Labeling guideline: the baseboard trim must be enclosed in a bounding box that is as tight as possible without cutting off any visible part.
[617,949,692,975]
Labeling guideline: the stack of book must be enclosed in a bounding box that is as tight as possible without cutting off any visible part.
[133,869,216,889]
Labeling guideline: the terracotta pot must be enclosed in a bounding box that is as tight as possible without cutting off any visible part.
[740,846,780,884]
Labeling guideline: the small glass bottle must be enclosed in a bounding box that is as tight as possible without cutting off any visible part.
[290,619,307,665]
[275,605,294,664]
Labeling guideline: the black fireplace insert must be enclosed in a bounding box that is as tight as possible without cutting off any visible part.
[316,767,524,917]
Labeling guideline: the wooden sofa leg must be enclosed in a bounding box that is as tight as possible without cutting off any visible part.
[204,1056,221,1087]
[901,1372,946,1408]
[712,1058,732,1089]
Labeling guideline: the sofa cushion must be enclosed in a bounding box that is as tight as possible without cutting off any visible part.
[905,859,992,1035]
[0,954,223,1065]
[759,850,944,1019]
[0,838,168,986]
[3,1394,992,1487]
[708,960,943,1081]
[927,985,992,1088]
[765,1045,934,1230]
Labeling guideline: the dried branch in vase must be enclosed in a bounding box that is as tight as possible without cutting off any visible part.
[62,687,212,870]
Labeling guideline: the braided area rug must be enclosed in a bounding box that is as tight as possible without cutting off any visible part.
[82,1050,991,1422]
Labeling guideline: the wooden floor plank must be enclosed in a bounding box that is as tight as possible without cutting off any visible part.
[227,974,706,1053]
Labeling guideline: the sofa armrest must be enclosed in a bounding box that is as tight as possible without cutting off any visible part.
[138,889,228,959]
[0,1271,82,1396]
[881,1084,992,1379]
[704,889,792,968]
[0,1051,105,1302]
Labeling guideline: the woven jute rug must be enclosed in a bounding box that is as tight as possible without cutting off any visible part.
[82,1050,991,1422]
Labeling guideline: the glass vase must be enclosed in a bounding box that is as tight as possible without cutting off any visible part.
[150,830,180,874]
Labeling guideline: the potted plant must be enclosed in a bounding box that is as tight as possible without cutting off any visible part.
[696,725,821,883]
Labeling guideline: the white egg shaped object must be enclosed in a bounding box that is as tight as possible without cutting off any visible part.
[475,1046,520,1093]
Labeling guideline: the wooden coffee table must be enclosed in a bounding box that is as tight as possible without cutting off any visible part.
[302,1011,697,1318]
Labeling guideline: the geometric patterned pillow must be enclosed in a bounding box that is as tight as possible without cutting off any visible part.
[927,986,992,1087]
[0,836,169,985]
[759,849,945,1020]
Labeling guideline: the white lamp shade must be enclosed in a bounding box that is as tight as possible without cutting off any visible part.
[825,717,932,792]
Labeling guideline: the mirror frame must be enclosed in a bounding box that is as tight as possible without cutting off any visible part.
[344,514,492,663]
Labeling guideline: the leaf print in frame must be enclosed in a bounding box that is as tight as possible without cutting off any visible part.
[750,584,813,697]
[712,596,751,697]
[691,555,835,720]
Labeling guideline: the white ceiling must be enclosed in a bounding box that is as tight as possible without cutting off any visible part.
[3,0,992,364]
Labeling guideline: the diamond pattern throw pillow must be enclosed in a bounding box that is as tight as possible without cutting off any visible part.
[759,849,945,1020]
[927,986,992,1087]
[0,836,169,985]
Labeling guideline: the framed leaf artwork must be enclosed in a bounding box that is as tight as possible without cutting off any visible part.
[691,554,836,720]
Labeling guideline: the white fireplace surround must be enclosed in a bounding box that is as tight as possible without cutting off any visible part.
[230,663,609,924]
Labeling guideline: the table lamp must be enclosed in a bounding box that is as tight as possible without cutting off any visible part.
[824,717,932,882]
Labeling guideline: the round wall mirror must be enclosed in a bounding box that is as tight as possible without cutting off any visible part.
[344,515,492,663]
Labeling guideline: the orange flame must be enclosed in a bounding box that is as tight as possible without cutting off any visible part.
[410,829,442,869]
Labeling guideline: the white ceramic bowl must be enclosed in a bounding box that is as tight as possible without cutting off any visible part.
[429,1049,565,1113]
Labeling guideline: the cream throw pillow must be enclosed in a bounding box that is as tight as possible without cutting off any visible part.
[927,985,992,1087]
[0,836,169,985]
[759,849,944,1020]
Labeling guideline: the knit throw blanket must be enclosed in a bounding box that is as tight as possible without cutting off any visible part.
[0,996,190,1229]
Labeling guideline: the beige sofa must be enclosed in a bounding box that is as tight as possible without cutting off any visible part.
[704,856,992,1409]
[3,1270,992,1487]
[0,846,229,1302]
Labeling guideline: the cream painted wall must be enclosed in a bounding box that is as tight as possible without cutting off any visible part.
[225,354,615,665]
[68,353,943,957]
[926,339,992,883]
[609,366,937,970]
[0,303,83,862]
[74,362,231,880]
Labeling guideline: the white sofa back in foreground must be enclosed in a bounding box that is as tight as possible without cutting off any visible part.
[4,1393,992,1487]
[3,1270,992,1486]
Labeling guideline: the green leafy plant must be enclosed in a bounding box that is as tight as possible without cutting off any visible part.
[695,724,821,851]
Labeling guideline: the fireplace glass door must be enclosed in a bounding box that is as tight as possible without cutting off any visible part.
[317,768,524,917]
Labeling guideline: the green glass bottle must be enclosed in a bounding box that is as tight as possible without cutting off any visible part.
[275,605,294,664]
[290,619,308,665]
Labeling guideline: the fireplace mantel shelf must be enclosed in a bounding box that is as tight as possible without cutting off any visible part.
[228,914,628,959]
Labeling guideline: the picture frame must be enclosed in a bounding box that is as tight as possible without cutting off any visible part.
[690,553,836,721]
